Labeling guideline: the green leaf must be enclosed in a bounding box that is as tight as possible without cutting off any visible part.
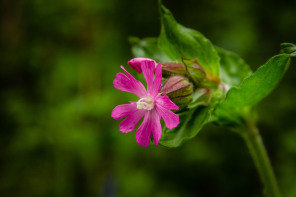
[213,104,248,128]
[220,54,291,109]
[159,105,212,147]
[216,46,252,88]
[158,4,220,79]
[281,43,296,57]
[129,37,171,62]
[214,46,293,127]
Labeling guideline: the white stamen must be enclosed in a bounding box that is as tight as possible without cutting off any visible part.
[137,97,154,110]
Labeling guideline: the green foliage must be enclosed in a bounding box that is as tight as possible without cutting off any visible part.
[214,43,295,126]
[155,3,223,146]
[221,54,290,108]
[217,47,252,87]
[281,43,296,57]
[214,54,291,126]
[2,0,296,196]
[130,37,171,62]
[158,4,220,79]
[131,2,295,147]
[217,48,294,130]
[159,106,212,147]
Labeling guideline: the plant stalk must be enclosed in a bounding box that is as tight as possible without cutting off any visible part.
[241,117,281,197]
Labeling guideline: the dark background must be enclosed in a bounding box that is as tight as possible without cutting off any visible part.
[1,0,296,196]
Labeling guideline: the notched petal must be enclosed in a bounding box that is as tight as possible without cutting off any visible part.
[156,95,179,111]
[113,66,146,97]
[119,109,145,133]
[111,103,136,119]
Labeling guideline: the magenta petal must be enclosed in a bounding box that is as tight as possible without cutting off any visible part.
[150,63,162,96]
[135,112,152,147]
[119,109,145,133]
[155,95,180,129]
[141,60,156,95]
[135,110,162,147]
[156,95,179,110]
[113,66,146,98]
[128,57,154,73]
[111,102,138,119]
[156,106,179,129]
[112,102,145,133]
[150,110,162,146]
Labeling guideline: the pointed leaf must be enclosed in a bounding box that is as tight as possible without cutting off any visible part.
[158,4,220,79]
[281,43,296,57]
[220,54,291,109]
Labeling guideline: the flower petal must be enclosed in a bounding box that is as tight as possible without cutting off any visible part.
[128,57,154,73]
[157,107,179,129]
[141,60,156,95]
[111,102,137,119]
[135,111,152,147]
[150,110,162,146]
[150,63,162,96]
[113,66,146,98]
[155,95,180,129]
[119,109,145,133]
[135,110,163,147]
[155,95,179,110]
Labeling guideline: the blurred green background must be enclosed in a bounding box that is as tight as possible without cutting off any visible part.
[1,0,296,196]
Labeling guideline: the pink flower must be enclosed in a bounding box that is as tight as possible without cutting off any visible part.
[111,59,180,147]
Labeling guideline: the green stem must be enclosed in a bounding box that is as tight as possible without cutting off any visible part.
[241,117,281,197]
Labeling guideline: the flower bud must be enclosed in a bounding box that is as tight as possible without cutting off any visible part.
[182,59,206,85]
[160,75,193,110]
[161,60,207,88]
[161,62,187,77]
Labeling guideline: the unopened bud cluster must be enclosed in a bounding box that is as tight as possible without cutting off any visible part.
[160,58,216,111]
[128,57,221,111]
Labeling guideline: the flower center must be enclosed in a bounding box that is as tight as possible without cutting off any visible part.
[136,97,154,110]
